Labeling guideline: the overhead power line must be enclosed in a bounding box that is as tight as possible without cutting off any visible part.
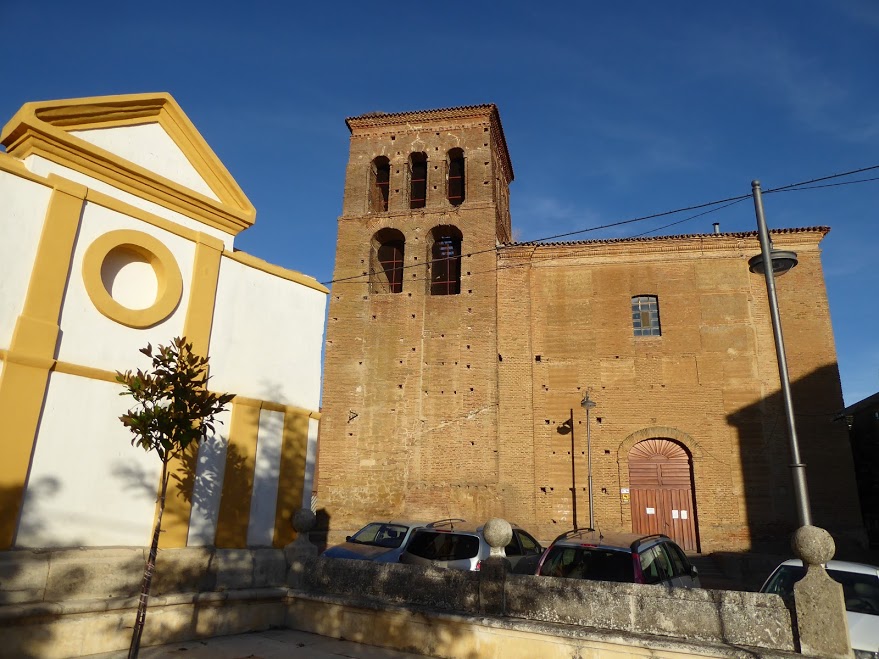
[321,163,879,286]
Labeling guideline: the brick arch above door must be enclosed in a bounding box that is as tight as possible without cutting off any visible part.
[616,427,704,464]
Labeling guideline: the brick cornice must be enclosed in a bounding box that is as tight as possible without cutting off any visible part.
[498,228,828,261]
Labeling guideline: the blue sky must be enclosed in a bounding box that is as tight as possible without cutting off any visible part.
[3,1,878,405]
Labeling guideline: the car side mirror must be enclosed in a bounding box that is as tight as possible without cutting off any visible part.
[345,536,352,542]
[690,565,699,578]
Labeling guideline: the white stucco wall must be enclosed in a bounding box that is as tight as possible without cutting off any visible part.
[23,155,235,250]
[17,372,161,547]
[70,124,220,201]
[0,171,52,348]
[209,257,326,410]
[186,407,232,546]
[55,200,193,373]
[246,409,284,547]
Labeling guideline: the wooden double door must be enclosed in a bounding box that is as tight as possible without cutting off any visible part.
[628,439,699,552]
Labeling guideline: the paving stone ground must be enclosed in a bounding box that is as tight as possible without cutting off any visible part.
[83,629,432,659]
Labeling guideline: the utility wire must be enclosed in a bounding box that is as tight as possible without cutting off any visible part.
[335,199,746,287]
[321,163,879,286]
[762,164,879,193]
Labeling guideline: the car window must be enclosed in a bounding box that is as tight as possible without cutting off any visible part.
[663,541,691,578]
[406,531,480,560]
[517,531,541,554]
[765,566,879,616]
[350,523,409,549]
[640,545,673,584]
[505,534,522,556]
[539,546,635,583]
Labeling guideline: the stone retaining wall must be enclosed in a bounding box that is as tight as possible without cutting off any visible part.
[0,548,804,658]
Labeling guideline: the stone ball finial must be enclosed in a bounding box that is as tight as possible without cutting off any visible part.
[483,518,512,549]
[791,525,835,566]
[291,508,316,535]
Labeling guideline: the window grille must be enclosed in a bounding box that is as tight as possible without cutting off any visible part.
[410,153,427,209]
[377,240,404,293]
[370,229,405,294]
[632,295,661,336]
[448,149,465,206]
[371,157,390,212]
[430,231,461,296]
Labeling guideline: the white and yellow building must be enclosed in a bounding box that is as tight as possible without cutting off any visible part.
[0,93,328,550]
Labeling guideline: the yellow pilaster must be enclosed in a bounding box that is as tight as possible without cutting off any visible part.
[272,410,312,547]
[214,400,261,548]
[0,180,86,548]
[159,233,224,548]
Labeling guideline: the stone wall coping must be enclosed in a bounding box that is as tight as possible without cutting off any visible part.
[0,587,288,622]
[284,591,801,659]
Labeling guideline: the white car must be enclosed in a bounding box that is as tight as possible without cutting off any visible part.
[321,520,429,563]
[760,559,879,658]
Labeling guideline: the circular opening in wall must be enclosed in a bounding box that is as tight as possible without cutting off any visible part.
[83,229,183,328]
[100,246,159,310]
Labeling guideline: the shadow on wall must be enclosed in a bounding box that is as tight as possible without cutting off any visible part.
[4,477,61,547]
[311,508,331,553]
[727,363,866,555]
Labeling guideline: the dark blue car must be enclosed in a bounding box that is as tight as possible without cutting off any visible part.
[321,520,429,563]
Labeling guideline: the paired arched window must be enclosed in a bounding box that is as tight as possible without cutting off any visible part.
[447,148,465,206]
[409,152,427,209]
[370,157,390,212]
[632,295,661,336]
[429,226,462,296]
[370,229,405,294]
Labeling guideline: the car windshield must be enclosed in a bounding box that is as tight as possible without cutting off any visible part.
[539,545,635,582]
[349,523,410,549]
[763,565,879,616]
[406,531,480,560]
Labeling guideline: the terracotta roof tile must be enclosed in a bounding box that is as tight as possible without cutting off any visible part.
[502,226,830,248]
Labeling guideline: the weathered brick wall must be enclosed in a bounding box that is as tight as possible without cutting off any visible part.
[496,231,863,551]
[318,104,864,553]
[319,108,512,538]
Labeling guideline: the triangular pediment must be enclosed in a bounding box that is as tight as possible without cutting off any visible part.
[0,93,255,234]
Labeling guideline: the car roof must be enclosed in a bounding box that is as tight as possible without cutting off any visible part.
[361,520,430,528]
[776,558,879,576]
[552,529,670,551]
[415,519,523,534]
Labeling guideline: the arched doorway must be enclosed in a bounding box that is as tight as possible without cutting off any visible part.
[628,438,699,551]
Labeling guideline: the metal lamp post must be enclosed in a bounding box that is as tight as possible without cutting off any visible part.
[581,392,597,529]
[748,180,812,528]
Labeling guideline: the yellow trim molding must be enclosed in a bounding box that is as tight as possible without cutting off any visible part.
[273,412,309,547]
[215,401,261,548]
[224,250,329,294]
[160,233,224,548]
[82,229,183,328]
[1,93,255,236]
[0,184,85,548]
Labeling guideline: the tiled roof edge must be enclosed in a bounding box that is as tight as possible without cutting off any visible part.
[501,226,831,249]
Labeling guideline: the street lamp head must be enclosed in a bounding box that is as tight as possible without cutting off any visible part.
[580,392,596,410]
[748,249,798,276]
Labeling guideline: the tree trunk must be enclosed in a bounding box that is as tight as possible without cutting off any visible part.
[128,462,169,659]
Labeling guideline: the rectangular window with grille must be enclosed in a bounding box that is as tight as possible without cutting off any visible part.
[632,295,661,336]
[431,235,461,295]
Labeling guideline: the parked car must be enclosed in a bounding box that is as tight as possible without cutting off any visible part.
[399,519,543,572]
[535,529,700,588]
[321,520,428,563]
[760,559,879,658]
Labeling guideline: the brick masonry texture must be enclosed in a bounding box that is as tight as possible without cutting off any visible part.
[316,106,865,553]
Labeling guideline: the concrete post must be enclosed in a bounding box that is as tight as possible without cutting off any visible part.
[479,517,512,616]
[790,526,851,658]
[285,508,318,589]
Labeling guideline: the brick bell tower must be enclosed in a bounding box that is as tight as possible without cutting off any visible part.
[317,105,514,537]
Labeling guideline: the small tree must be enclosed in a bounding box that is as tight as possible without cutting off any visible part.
[116,337,234,659]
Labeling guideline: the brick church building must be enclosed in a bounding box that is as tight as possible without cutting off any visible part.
[316,104,864,553]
